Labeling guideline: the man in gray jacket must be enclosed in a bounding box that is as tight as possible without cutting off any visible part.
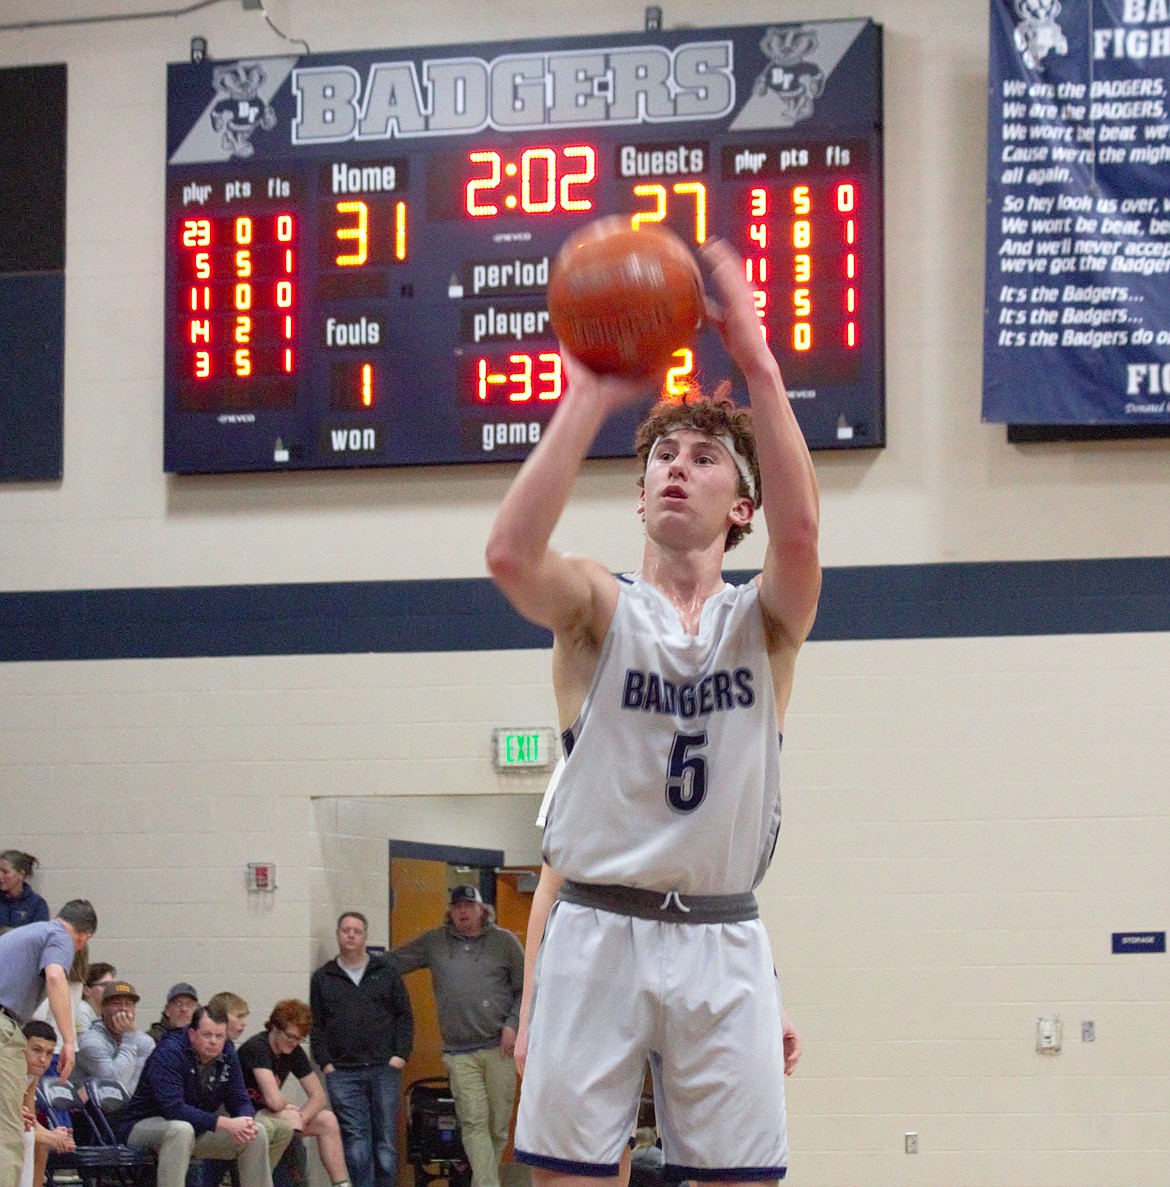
[392,886,524,1187]
[76,980,155,1093]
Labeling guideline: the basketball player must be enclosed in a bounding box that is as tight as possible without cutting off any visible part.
[485,236,820,1186]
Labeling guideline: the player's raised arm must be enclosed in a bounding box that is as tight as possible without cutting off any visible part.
[485,353,653,633]
[702,238,821,650]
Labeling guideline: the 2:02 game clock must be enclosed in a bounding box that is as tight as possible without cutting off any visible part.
[164,19,884,473]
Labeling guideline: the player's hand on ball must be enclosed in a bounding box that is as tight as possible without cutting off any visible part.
[560,344,663,414]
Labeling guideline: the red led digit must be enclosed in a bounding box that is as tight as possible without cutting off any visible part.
[467,150,501,216]
[275,213,294,241]
[536,352,561,400]
[476,357,504,400]
[235,217,252,245]
[836,183,855,212]
[507,354,534,402]
[521,148,557,214]
[560,146,596,212]
[361,363,373,407]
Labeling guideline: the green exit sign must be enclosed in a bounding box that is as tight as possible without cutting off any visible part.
[492,727,557,771]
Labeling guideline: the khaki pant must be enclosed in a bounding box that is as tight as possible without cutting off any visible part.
[442,1048,516,1187]
[126,1118,272,1187]
[0,1015,26,1187]
[256,1113,295,1169]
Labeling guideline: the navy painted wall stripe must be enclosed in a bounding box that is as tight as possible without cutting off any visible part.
[1,557,1167,663]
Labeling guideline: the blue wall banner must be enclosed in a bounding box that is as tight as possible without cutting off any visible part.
[984,0,1170,426]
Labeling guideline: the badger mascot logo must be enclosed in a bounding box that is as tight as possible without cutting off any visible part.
[751,26,826,128]
[209,61,278,158]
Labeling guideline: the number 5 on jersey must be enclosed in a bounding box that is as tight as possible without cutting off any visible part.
[666,731,708,812]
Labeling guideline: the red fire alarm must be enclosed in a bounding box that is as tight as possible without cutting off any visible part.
[246,862,277,892]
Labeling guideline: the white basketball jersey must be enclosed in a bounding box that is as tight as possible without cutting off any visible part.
[542,575,782,896]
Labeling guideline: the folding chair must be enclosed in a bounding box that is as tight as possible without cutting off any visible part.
[34,1078,152,1187]
[81,1078,157,1187]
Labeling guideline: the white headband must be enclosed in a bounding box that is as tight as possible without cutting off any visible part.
[648,430,757,503]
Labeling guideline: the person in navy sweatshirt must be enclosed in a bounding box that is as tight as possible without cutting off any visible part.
[118,1002,272,1187]
[0,852,49,929]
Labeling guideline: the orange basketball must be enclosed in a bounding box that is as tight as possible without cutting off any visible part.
[547,217,704,378]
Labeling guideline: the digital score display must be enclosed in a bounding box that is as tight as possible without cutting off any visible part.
[164,20,883,473]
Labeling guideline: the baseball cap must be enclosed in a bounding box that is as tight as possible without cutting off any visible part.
[166,982,199,1003]
[102,981,140,1003]
[449,884,483,905]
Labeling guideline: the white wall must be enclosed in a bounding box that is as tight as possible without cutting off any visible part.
[2,3,1169,1186]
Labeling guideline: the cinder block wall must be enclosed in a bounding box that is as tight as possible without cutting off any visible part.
[2,2,1168,1185]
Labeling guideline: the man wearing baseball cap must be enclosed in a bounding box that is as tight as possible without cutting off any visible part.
[392,885,524,1187]
[77,980,155,1093]
[148,984,199,1044]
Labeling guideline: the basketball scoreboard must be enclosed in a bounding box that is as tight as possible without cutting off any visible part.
[164,19,883,473]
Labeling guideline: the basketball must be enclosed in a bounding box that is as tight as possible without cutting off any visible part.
[547,217,704,378]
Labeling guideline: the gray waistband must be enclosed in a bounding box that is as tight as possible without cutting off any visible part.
[559,880,759,924]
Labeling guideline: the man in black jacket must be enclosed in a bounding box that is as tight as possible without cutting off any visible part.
[310,912,413,1187]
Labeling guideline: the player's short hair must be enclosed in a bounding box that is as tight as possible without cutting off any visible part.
[634,383,759,551]
[337,910,368,931]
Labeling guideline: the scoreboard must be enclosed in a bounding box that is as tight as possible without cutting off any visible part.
[164,19,883,473]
